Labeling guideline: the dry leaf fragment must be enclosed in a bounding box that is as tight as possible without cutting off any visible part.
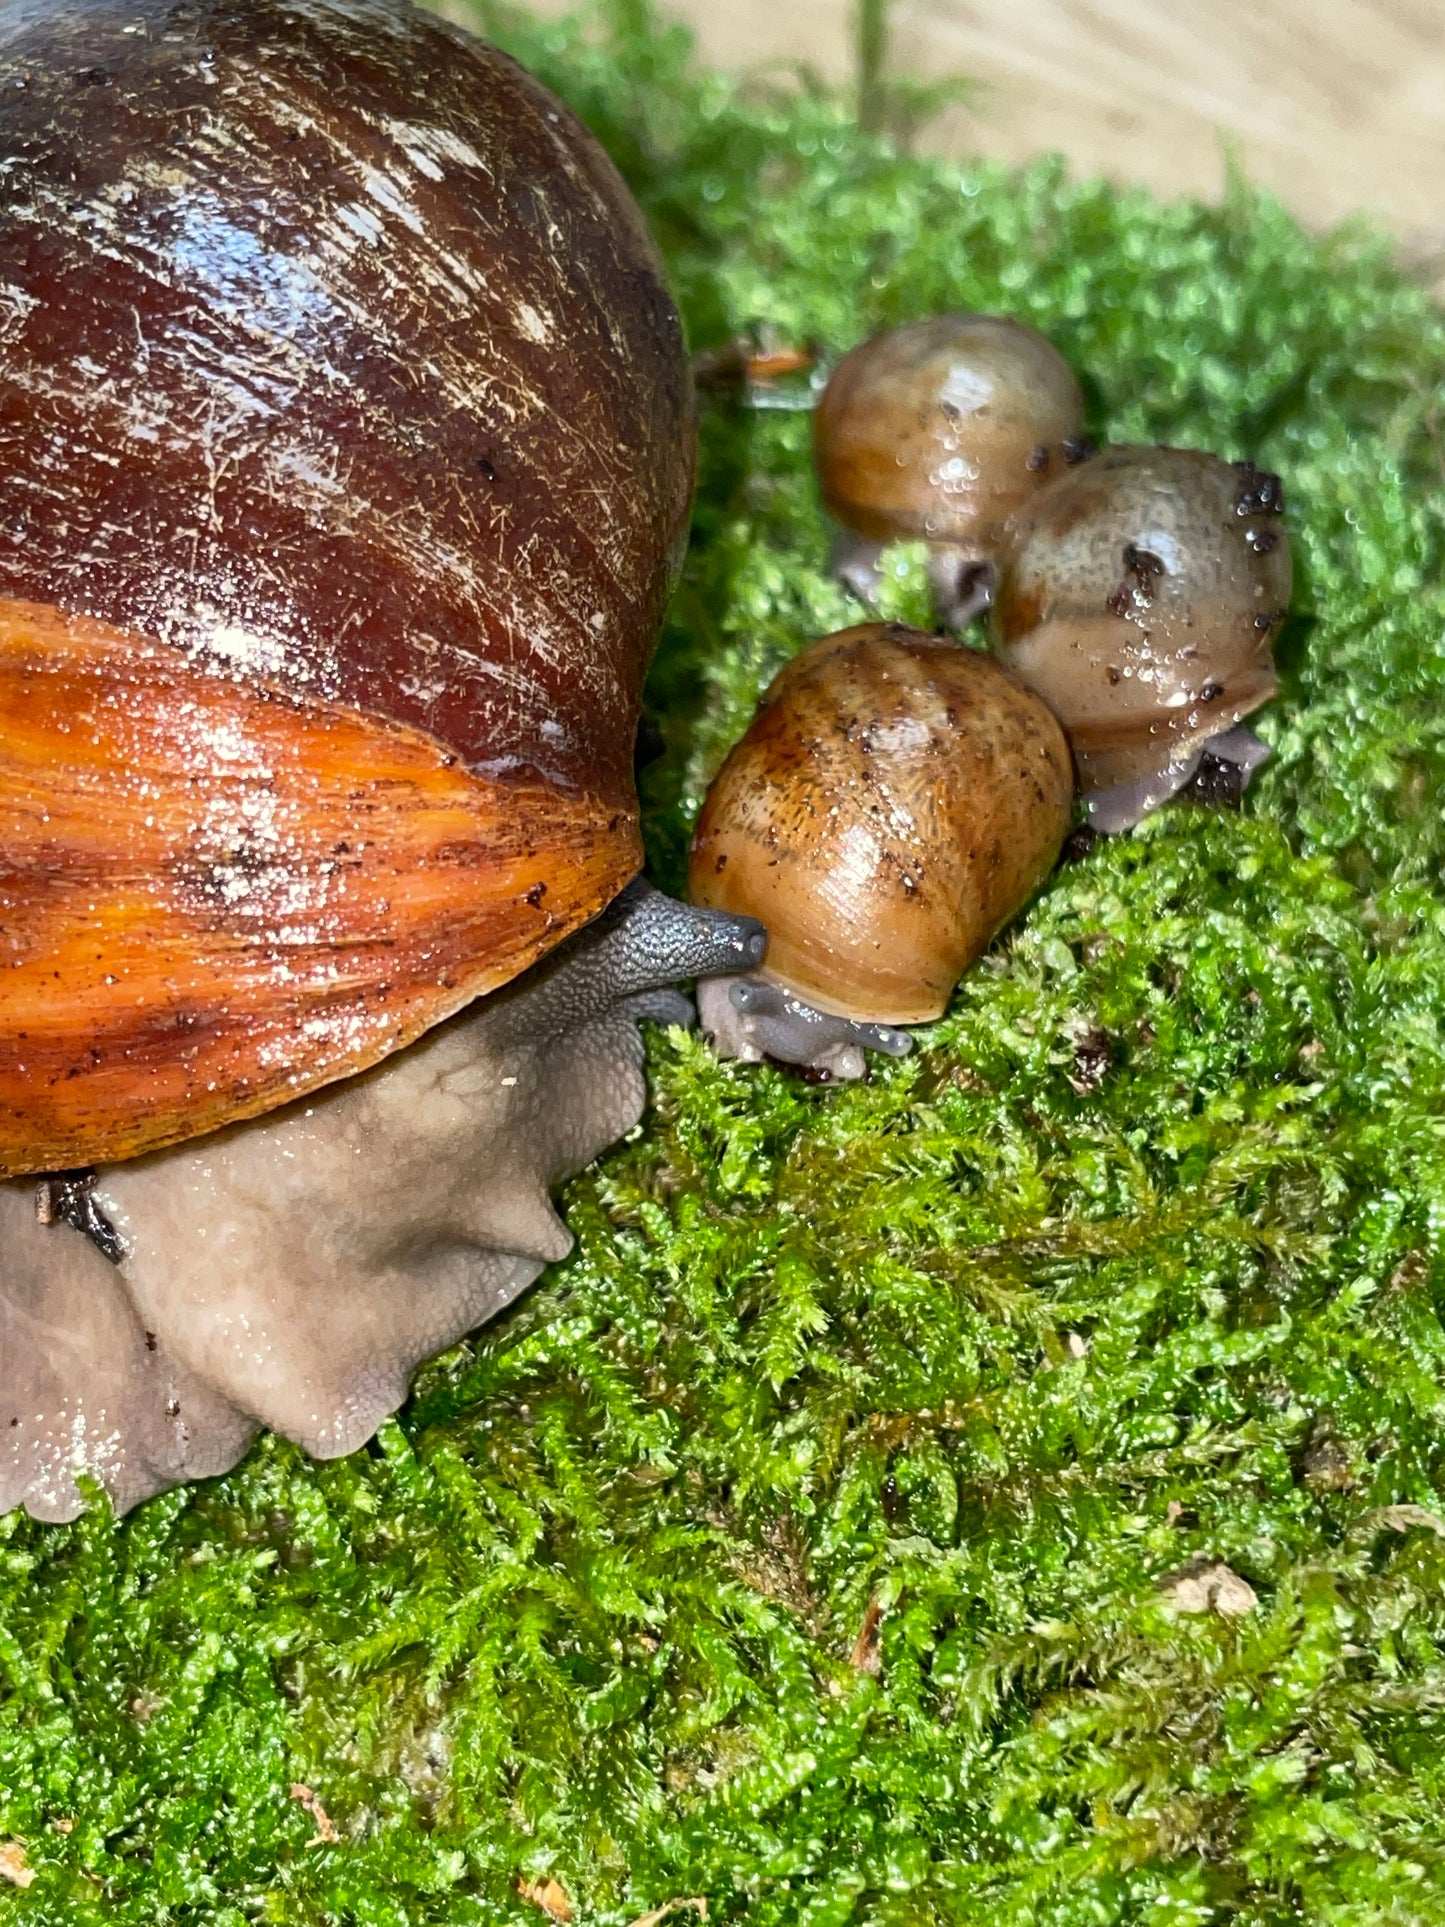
[629,1899,709,1927]
[1208,1567,1260,1616]
[519,1875,573,1922]
[693,333,815,389]
[1161,1559,1258,1617]
[0,1841,34,1888]
[1299,1423,1355,1494]
[1352,1503,1445,1540]
[289,1783,338,1845]
[849,1598,884,1676]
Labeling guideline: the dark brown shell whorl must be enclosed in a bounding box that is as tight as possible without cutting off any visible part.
[0,0,694,1176]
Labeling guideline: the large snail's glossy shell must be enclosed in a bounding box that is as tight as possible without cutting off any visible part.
[990,446,1291,797]
[814,315,1087,552]
[0,0,694,1177]
[688,624,1073,1025]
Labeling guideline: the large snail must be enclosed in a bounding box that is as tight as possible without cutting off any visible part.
[814,315,1090,627]
[689,623,1073,1078]
[990,445,1292,830]
[0,0,764,1520]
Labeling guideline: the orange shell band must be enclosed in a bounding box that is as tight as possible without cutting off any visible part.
[0,599,640,1177]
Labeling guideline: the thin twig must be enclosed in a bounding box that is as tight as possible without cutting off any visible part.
[856,0,888,134]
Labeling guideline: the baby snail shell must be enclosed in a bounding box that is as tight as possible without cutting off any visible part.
[814,314,1091,628]
[688,622,1074,1080]
[989,445,1292,832]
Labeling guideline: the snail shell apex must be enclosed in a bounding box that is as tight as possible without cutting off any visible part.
[814,314,1088,554]
[0,0,692,1175]
[689,623,1074,1026]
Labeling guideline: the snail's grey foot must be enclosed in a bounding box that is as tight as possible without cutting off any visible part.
[831,529,888,606]
[1085,753,1203,834]
[928,549,995,629]
[1204,723,1272,779]
[697,973,913,1082]
[1085,724,1271,834]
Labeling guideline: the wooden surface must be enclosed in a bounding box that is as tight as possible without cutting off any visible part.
[524,0,1445,291]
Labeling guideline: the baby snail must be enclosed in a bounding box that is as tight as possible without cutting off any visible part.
[688,623,1074,1079]
[989,445,1293,831]
[0,0,767,1520]
[814,314,1092,628]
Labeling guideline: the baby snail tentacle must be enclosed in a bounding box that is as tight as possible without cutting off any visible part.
[989,445,1291,831]
[688,622,1074,1080]
[814,314,1090,629]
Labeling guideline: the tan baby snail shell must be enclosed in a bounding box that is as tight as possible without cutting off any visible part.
[814,314,1091,628]
[989,444,1293,831]
[688,622,1074,1079]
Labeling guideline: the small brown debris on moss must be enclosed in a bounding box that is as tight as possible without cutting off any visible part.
[628,1898,708,1927]
[1299,1424,1355,1494]
[289,1783,338,1845]
[519,1875,573,1921]
[1351,1503,1445,1541]
[0,1841,34,1888]
[1067,1022,1112,1093]
[1161,1559,1258,1617]
[849,1597,884,1675]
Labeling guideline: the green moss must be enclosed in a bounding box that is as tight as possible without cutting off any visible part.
[6,3,1445,1920]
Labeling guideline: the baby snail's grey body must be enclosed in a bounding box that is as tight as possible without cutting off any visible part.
[814,315,1091,628]
[1,887,764,1522]
[991,445,1292,831]
[694,976,913,1084]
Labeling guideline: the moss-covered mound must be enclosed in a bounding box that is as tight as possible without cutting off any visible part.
[6,3,1445,1920]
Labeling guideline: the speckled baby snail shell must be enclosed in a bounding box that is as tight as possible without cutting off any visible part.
[688,623,1074,1079]
[989,445,1292,832]
[814,314,1091,628]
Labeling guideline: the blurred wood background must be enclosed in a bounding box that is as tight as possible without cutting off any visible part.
[522,0,1445,294]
